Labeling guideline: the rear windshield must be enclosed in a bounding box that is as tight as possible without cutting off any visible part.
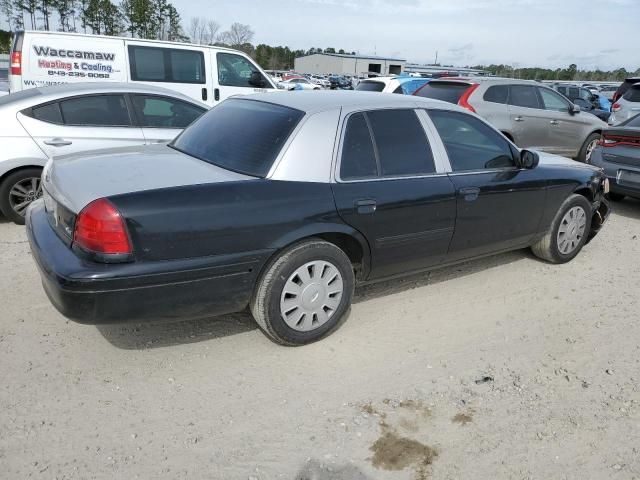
[413,82,471,103]
[356,81,385,92]
[171,99,304,178]
[617,79,640,97]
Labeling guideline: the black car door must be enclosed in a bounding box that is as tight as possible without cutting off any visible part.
[427,109,548,261]
[331,109,456,280]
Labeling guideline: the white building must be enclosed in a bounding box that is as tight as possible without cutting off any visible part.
[294,53,405,76]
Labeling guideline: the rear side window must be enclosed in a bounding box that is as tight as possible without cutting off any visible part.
[413,82,470,104]
[132,95,205,128]
[31,102,63,124]
[508,85,541,109]
[217,53,272,89]
[367,110,435,177]
[171,99,303,177]
[128,46,205,84]
[340,113,378,180]
[429,109,515,172]
[623,87,640,102]
[59,95,131,126]
[355,81,385,92]
[483,85,508,104]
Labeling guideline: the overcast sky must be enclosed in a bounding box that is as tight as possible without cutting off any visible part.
[178,0,637,70]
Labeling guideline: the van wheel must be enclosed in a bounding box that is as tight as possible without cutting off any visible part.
[578,133,600,163]
[531,194,592,264]
[0,168,44,225]
[250,239,355,346]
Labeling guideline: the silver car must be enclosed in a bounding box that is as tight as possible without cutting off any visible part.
[0,83,207,224]
[610,83,640,125]
[414,77,607,162]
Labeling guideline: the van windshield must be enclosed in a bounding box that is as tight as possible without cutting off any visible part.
[171,99,304,178]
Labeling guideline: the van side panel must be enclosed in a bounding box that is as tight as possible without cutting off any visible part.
[20,32,127,90]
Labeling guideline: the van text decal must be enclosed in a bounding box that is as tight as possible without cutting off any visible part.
[33,45,116,61]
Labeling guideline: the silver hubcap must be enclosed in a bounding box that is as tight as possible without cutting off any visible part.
[9,177,42,217]
[557,206,587,255]
[585,139,598,163]
[280,260,343,332]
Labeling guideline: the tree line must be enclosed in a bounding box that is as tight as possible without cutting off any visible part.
[0,3,636,79]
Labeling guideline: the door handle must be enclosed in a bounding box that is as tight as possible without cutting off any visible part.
[514,116,524,122]
[214,88,220,102]
[355,199,377,214]
[44,138,72,147]
[201,87,208,101]
[458,187,480,201]
[550,120,559,125]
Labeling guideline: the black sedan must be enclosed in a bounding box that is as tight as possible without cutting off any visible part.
[589,113,640,201]
[27,92,610,346]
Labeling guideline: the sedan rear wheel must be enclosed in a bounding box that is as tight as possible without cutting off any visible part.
[531,194,592,264]
[0,168,44,225]
[251,239,355,346]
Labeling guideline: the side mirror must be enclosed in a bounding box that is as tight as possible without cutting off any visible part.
[249,71,266,88]
[520,149,539,169]
[569,104,581,115]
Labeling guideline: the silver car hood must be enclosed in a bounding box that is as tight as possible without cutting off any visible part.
[44,144,252,213]
[535,151,600,171]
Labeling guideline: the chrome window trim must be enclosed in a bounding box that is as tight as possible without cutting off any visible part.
[333,107,449,184]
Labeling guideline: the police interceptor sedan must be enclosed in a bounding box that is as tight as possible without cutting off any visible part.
[27,91,610,346]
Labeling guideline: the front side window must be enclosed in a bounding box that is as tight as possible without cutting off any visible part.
[128,46,205,84]
[508,85,540,109]
[217,53,272,89]
[59,95,130,126]
[132,95,206,128]
[428,109,515,172]
[539,88,570,112]
[171,99,303,177]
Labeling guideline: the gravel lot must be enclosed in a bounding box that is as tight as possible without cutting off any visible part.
[1,200,639,480]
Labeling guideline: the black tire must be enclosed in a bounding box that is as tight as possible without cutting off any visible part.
[531,194,592,264]
[250,239,355,346]
[0,168,43,225]
[607,192,625,202]
[578,132,600,163]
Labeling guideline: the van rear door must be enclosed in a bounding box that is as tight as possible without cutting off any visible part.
[210,50,276,103]
[126,42,212,105]
[19,32,126,90]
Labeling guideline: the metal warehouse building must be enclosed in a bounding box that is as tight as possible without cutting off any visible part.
[294,53,406,76]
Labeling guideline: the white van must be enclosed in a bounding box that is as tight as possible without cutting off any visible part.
[9,30,277,106]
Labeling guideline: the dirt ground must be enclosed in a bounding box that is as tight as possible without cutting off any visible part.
[1,199,639,480]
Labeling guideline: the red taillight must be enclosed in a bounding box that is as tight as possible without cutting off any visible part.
[599,134,640,148]
[457,84,479,113]
[612,92,620,103]
[73,198,131,255]
[612,102,621,112]
[10,51,21,76]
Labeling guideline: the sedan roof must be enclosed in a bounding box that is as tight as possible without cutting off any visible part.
[240,90,456,114]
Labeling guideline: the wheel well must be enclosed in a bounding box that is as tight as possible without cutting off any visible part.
[574,187,593,202]
[315,232,365,276]
[0,165,44,183]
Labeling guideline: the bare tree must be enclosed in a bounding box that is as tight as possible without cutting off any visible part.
[219,22,253,47]
[205,19,219,44]
[188,16,204,43]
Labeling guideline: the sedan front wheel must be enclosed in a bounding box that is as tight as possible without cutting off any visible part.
[250,239,355,346]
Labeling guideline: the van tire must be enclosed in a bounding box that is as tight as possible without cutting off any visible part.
[578,133,600,163]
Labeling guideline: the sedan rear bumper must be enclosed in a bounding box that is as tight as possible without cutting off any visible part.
[26,201,271,324]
